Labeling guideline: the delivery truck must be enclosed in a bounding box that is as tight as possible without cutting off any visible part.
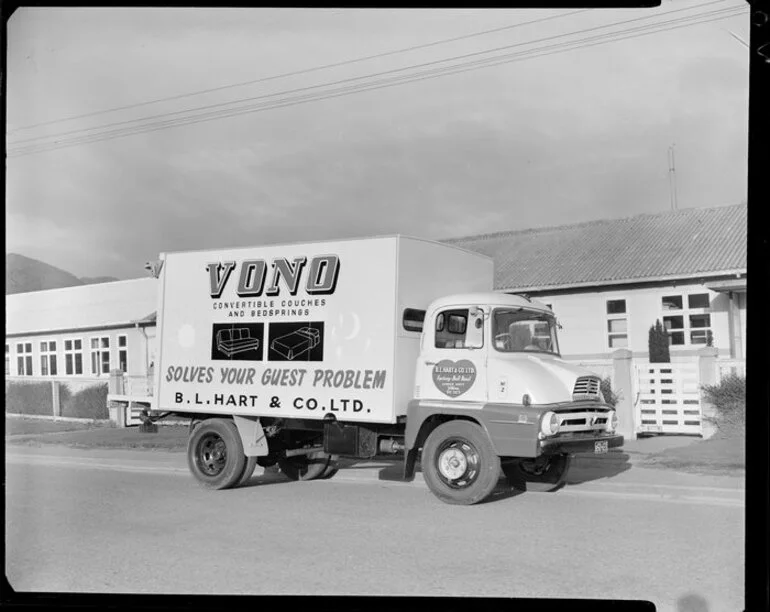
[124,235,622,505]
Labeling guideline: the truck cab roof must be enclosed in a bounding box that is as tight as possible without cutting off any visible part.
[426,292,552,314]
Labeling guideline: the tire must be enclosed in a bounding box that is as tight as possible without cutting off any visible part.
[422,420,501,505]
[319,456,340,480]
[502,453,571,493]
[278,450,331,481]
[236,456,259,487]
[187,418,247,490]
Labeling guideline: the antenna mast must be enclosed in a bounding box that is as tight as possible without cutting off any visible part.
[667,144,678,211]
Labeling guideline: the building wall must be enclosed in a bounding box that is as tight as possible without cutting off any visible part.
[5,325,155,385]
[532,281,737,361]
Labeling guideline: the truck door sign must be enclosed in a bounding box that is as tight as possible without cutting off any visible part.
[432,360,477,397]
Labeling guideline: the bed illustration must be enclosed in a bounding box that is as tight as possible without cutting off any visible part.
[216,328,261,357]
[270,327,321,360]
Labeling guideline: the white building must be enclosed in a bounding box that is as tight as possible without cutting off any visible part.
[6,278,158,393]
[447,203,747,368]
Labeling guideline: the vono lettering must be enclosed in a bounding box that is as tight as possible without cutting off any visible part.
[206,255,340,299]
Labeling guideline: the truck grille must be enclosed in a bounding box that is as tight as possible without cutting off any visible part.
[572,376,601,401]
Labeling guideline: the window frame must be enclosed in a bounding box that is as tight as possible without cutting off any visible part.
[39,340,58,377]
[90,336,111,376]
[660,292,713,347]
[117,334,128,374]
[5,344,10,376]
[16,342,33,376]
[605,298,629,350]
[64,338,84,376]
[433,308,481,350]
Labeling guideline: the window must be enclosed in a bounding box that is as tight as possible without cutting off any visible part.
[90,337,111,375]
[688,294,710,309]
[606,299,628,348]
[662,295,683,310]
[660,293,712,346]
[5,344,9,376]
[403,309,426,333]
[118,335,128,373]
[492,309,560,354]
[64,339,84,375]
[16,343,33,376]
[663,316,685,345]
[40,341,58,376]
[434,308,483,349]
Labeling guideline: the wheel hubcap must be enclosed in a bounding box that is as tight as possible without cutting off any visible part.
[197,433,227,476]
[435,438,479,489]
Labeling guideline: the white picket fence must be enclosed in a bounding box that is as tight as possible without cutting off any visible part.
[635,362,703,435]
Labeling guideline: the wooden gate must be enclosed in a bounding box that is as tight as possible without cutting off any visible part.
[635,363,703,435]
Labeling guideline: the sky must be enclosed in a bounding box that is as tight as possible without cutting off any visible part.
[5,3,750,280]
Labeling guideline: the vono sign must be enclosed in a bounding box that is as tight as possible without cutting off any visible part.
[206,255,340,299]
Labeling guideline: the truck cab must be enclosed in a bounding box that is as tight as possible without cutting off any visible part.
[405,292,623,504]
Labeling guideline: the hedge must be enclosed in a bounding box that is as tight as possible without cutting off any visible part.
[61,384,109,420]
[5,381,109,420]
[5,381,54,416]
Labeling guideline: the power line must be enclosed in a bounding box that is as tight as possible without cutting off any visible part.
[8,0,736,148]
[9,6,744,157]
[7,9,590,134]
[8,5,745,157]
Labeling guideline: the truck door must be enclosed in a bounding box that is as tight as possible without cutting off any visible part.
[419,306,488,405]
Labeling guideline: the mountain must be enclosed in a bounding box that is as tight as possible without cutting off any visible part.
[6,253,120,295]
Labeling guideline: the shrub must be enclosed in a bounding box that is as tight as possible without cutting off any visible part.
[701,373,745,433]
[648,319,670,363]
[600,377,622,408]
[5,381,54,416]
[61,383,109,420]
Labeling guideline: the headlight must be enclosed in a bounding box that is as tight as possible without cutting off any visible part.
[540,411,561,436]
[606,410,618,433]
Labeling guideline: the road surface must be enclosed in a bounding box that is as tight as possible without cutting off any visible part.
[5,446,744,610]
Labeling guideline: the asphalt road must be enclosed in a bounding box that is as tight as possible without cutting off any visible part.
[5,446,744,610]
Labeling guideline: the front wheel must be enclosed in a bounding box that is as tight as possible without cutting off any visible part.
[502,453,571,492]
[187,418,247,490]
[422,420,501,505]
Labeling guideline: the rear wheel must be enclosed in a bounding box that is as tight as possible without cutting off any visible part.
[278,450,331,481]
[422,420,501,505]
[236,456,259,487]
[502,453,571,492]
[187,419,246,490]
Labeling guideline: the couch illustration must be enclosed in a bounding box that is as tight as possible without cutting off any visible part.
[216,328,261,357]
[270,327,321,360]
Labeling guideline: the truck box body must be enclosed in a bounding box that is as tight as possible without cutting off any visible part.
[155,236,493,424]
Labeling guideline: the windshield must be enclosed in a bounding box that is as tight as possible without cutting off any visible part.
[492,308,560,355]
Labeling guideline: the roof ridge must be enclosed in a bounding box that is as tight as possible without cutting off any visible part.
[442,202,746,244]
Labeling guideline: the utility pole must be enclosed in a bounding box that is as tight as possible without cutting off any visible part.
[667,144,678,211]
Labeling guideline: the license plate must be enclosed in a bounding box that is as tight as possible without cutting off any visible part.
[594,440,609,454]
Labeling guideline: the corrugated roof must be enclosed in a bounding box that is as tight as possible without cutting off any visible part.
[444,204,747,291]
[6,278,158,336]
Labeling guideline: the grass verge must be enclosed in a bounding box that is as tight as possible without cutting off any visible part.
[6,417,189,451]
[640,429,745,474]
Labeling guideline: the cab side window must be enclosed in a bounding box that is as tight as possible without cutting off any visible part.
[435,309,469,349]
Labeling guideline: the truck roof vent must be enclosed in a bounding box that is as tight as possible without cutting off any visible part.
[572,376,601,401]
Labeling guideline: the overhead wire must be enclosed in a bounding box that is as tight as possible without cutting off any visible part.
[8,3,746,157]
[8,0,734,147]
[6,9,590,133]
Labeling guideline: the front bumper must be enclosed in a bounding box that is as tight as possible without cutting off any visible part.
[539,431,624,455]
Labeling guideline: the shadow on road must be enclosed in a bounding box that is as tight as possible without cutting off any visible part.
[565,450,633,485]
